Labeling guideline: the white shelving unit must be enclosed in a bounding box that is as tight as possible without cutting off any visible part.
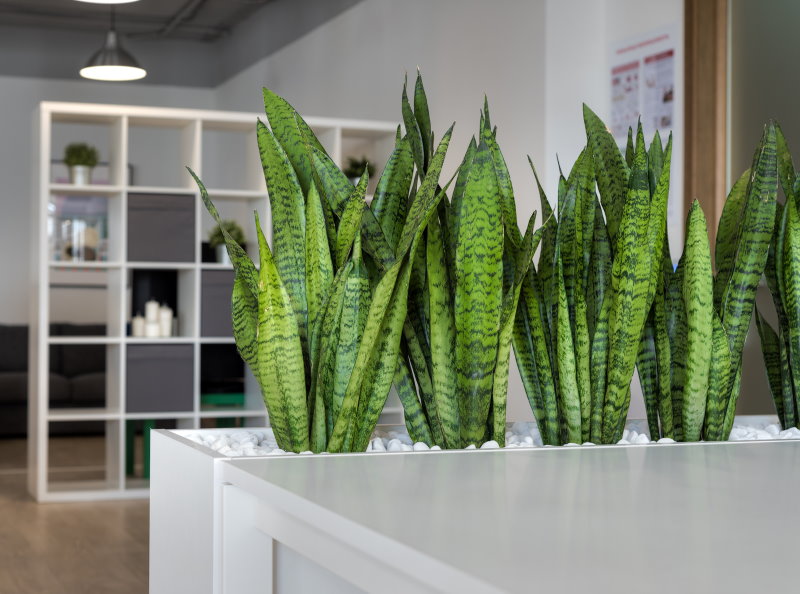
[30,101,398,502]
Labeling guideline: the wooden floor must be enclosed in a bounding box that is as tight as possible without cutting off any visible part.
[0,437,149,593]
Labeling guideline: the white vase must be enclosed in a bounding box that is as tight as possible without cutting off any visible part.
[216,244,230,265]
[69,165,92,185]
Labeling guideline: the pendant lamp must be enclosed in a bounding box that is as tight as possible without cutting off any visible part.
[80,7,146,81]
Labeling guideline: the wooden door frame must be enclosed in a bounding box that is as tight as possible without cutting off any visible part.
[684,0,728,253]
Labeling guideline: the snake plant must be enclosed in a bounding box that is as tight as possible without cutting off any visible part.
[192,76,454,453]
[513,107,669,445]
[640,122,777,441]
[385,79,541,448]
[756,124,800,430]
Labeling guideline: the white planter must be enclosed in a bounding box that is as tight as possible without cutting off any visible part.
[68,164,92,185]
[150,417,799,594]
[216,244,230,265]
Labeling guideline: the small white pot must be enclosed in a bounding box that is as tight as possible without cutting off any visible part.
[216,244,230,265]
[69,165,92,185]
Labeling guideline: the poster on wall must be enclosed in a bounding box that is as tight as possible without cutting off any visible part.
[610,26,681,264]
[610,27,676,145]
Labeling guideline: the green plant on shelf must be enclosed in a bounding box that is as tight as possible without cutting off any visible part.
[63,142,99,168]
[208,219,245,249]
[342,156,375,180]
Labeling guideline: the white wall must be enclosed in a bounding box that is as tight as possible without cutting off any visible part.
[0,75,215,324]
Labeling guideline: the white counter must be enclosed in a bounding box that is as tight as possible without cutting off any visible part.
[151,431,800,593]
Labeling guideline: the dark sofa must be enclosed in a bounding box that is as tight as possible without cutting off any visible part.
[0,323,105,437]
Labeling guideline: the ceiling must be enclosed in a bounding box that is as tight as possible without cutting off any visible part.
[0,0,362,86]
[0,0,271,42]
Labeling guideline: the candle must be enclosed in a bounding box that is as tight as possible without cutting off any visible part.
[159,305,173,337]
[145,299,159,322]
[132,314,145,337]
[144,321,160,338]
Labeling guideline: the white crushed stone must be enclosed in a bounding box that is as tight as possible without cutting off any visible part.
[183,419,800,457]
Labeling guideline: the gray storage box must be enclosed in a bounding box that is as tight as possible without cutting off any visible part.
[127,193,195,262]
[126,344,193,413]
[201,270,234,337]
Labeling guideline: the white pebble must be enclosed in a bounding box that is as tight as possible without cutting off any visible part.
[632,434,650,444]
[657,437,676,444]
[765,424,781,435]
[480,440,500,449]
[371,438,386,452]
[582,442,595,446]
[564,442,579,447]
[465,444,476,449]
[430,445,441,451]
[387,439,405,452]
[413,442,430,451]
[616,439,630,445]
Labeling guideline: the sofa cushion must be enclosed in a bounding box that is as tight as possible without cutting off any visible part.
[56,323,106,337]
[0,371,70,406]
[61,344,106,378]
[69,372,106,407]
[0,325,27,372]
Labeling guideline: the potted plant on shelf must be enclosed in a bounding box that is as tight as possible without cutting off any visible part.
[63,142,99,185]
[342,156,375,185]
[208,220,246,265]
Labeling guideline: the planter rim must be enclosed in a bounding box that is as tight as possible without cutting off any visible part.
[163,414,786,460]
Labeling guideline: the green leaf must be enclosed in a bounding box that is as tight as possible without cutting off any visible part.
[309,144,396,270]
[713,169,750,308]
[513,267,559,445]
[255,212,309,452]
[413,70,433,170]
[755,309,789,428]
[481,109,521,247]
[393,355,434,443]
[402,76,425,173]
[427,213,459,448]
[262,88,326,197]
[305,184,333,335]
[648,131,665,195]
[313,263,350,440]
[601,123,655,443]
[781,187,800,429]
[703,311,732,440]
[584,104,629,247]
[191,168,260,373]
[491,213,542,444]
[681,201,713,442]
[371,137,414,251]
[652,281,673,438]
[454,138,504,446]
[396,126,455,257]
[335,176,368,269]
[717,123,778,406]
[637,314,661,440]
[589,295,610,443]
[556,253,582,444]
[775,123,795,202]
[644,135,672,308]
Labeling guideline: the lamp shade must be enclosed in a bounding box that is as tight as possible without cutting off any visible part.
[80,30,146,81]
